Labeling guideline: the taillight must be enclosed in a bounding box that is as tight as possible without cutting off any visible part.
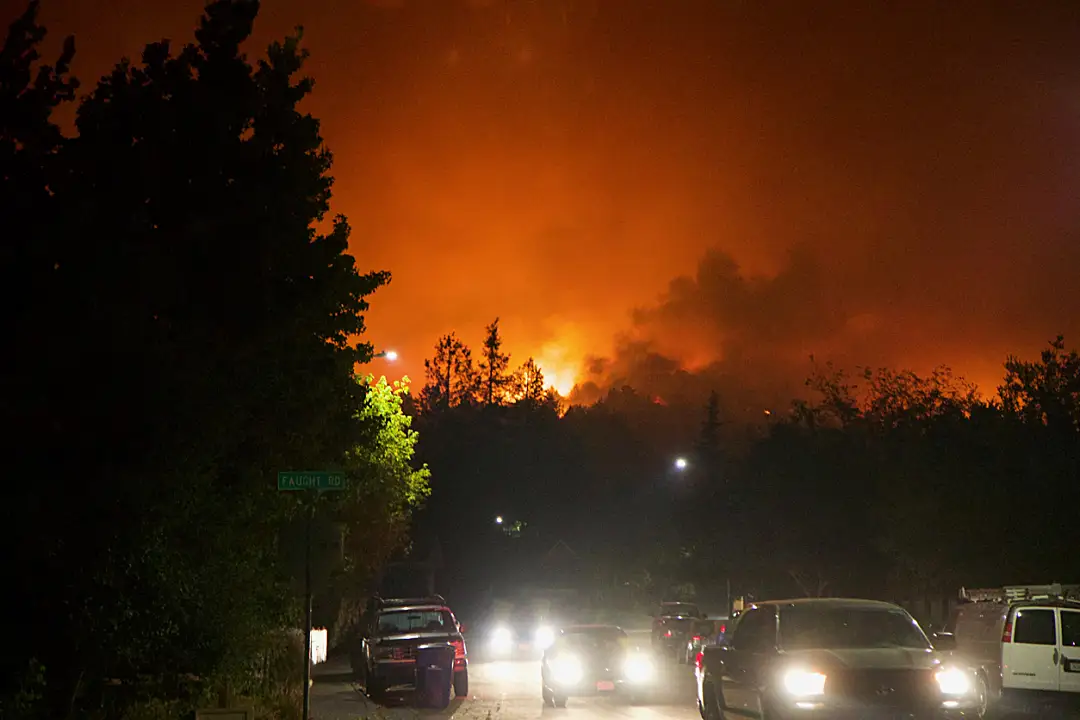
[665,630,672,637]
[719,624,726,634]
[452,639,465,658]
[694,651,704,670]
[692,635,702,642]
[1002,617,1013,643]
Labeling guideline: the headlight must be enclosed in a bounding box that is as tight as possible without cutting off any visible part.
[550,654,584,685]
[783,669,827,696]
[491,626,513,652]
[935,667,972,696]
[535,625,555,649]
[623,653,655,683]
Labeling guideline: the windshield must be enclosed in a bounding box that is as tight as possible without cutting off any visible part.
[377,609,455,635]
[779,606,930,650]
[558,628,627,651]
[660,603,699,617]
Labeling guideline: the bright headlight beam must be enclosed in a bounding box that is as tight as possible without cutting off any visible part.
[535,625,555,649]
[551,654,583,685]
[491,626,512,652]
[623,654,654,683]
[935,667,972,696]
[783,669,827,696]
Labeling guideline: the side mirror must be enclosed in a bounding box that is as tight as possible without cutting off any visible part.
[459,623,468,633]
[931,632,957,652]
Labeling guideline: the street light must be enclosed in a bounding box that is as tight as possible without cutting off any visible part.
[375,349,398,362]
[674,457,688,471]
[495,515,504,525]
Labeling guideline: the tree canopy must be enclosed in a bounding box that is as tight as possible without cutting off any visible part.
[1,2,427,717]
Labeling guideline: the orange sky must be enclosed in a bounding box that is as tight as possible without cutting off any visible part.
[22,0,1080,404]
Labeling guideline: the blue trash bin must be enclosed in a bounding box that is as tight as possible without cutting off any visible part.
[415,643,455,708]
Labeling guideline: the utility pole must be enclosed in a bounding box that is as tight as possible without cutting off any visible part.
[302,500,314,720]
[277,471,346,720]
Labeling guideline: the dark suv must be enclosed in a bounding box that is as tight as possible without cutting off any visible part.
[696,598,987,719]
[350,595,469,701]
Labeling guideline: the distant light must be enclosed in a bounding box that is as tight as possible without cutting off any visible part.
[384,350,399,362]
[495,515,503,525]
[674,457,688,471]
[764,409,771,416]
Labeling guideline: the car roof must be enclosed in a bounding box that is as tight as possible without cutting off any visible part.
[758,598,903,610]
[379,604,450,613]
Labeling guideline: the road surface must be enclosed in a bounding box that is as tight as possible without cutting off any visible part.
[310,650,700,720]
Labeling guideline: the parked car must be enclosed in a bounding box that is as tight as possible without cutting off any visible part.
[937,583,1080,712]
[697,598,987,719]
[350,595,469,702]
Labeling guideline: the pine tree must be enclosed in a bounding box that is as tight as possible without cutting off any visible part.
[511,357,547,404]
[421,332,478,411]
[479,317,511,406]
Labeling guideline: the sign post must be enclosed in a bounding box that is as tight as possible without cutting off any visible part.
[278,471,346,720]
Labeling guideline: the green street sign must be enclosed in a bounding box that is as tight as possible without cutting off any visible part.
[277,471,346,492]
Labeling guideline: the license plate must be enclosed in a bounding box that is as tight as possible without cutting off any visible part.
[596,681,615,692]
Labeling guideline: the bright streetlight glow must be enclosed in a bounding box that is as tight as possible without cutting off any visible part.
[384,350,398,362]
[674,457,688,471]
[495,515,504,524]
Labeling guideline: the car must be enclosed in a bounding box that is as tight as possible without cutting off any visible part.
[696,598,987,719]
[938,583,1080,711]
[487,606,558,659]
[350,595,469,702]
[652,600,704,658]
[541,624,658,707]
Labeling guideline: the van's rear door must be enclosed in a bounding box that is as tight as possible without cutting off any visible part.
[1058,608,1080,694]
[1003,607,1059,691]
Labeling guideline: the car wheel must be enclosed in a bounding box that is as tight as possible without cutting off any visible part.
[367,677,386,704]
[553,694,568,708]
[454,669,469,698]
[972,675,988,718]
[702,684,725,720]
[542,686,555,707]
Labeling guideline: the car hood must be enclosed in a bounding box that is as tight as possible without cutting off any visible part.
[781,647,940,671]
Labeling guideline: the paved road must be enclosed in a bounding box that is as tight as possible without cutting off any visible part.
[310,651,700,720]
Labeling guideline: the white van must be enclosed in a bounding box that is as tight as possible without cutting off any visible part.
[939,584,1080,708]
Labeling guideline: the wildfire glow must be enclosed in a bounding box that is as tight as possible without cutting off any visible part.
[534,342,579,397]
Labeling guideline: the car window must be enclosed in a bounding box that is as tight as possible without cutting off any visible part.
[779,606,930,650]
[377,609,454,634]
[730,607,775,652]
[1013,608,1056,646]
[1061,611,1080,648]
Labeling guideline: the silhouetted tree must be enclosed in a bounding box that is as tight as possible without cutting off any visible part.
[511,356,547,404]
[479,317,511,406]
[421,332,478,411]
[1,1,397,715]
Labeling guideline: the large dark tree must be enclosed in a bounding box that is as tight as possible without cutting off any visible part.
[421,332,478,411]
[1,1,391,716]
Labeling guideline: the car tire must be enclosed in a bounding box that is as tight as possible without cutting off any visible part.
[542,686,555,707]
[454,670,469,698]
[553,694,568,708]
[702,684,725,720]
[367,677,386,704]
[972,675,988,718]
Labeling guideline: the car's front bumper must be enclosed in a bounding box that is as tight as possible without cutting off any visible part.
[769,697,984,719]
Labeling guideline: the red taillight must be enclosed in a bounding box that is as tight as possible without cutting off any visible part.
[665,630,672,637]
[694,651,704,670]
[692,635,702,642]
[1002,618,1013,643]
[719,624,726,634]
[452,639,465,658]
